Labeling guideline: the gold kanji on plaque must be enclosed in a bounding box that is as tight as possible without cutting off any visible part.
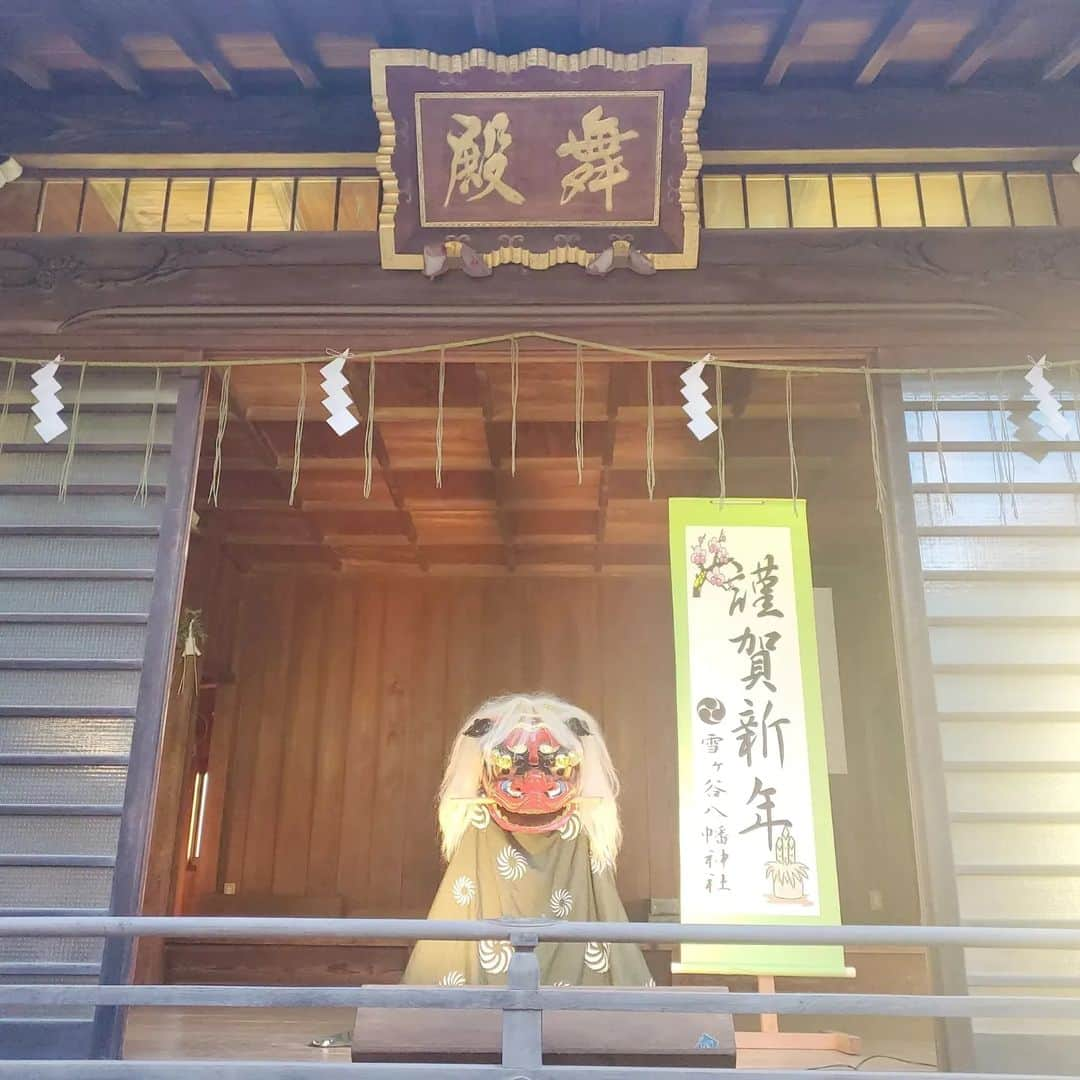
[556,105,639,211]
[444,111,526,207]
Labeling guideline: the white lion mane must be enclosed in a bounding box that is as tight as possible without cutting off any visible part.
[437,693,622,872]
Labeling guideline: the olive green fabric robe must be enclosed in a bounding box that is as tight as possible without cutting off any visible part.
[402,810,653,987]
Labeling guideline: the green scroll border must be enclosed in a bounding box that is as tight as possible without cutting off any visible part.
[668,497,849,978]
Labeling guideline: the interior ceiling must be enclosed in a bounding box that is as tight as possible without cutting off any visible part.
[195,347,879,575]
[1,0,1079,95]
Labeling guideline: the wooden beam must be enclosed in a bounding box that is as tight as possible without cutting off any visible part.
[471,0,499,51]
[5,86,1080,158]
[681,0,712,46]
[852,0,921,88]
[160,4,236,95]
[251,0,323,90]
[1043,28,1080,83]
[55,0,144,94]
[945,0,1027,88]
[761,0,818,88]
[0,25,52,90]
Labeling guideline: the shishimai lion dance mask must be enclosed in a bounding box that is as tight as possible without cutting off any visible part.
[402,693,653,988]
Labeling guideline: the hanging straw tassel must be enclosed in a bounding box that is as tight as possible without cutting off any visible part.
[0,358,15,461]
[363,355,376,499]
[574,343,585,485]
[928,369,953,515]
[1070,366,1080,513]
[288,362,307,507]
[785,371,799,513]
[208,366,231,507]
[435,346,446,490]
[994,372,1018,522]
[134,367,162,506]
[57,361,87,502]
[645,359,656,500]
[863,367,887,517]
[714,360,726,502]
[510,338,520,477]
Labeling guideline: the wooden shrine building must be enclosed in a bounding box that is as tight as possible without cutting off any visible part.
[1,0,1079,1074]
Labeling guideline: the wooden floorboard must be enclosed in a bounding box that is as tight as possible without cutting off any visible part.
[122,1006,937,1070]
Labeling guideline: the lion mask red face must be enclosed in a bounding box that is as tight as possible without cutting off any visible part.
[480,721,581,834]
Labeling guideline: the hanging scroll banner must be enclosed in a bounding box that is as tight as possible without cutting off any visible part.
[669,498,846,977]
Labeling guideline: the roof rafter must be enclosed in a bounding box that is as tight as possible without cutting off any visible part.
[1043,27,1080,82]
[54,0,144,94]
[0,22,52,89]
[945,0,1028,87]
[251,0,323,90]
[161,4,236,95]
[852,0,921,87]
[761,0,818,88]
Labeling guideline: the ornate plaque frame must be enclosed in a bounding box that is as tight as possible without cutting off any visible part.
[370,47,707,272]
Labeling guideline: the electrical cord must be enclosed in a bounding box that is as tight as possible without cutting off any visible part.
[808,1052,936,1070]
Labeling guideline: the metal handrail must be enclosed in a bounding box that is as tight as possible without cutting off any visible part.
[3,916,1079,1078]
[4,914,1080,948]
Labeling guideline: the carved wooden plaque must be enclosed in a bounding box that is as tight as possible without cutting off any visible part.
[370,48,707,272]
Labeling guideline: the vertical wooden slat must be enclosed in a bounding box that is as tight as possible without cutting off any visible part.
[306,586,356,898]
[271,586,330,896]
[401,584,452,914]
[335,581,387,911]
[216,584,274,894]
[241,578,298,892]
[366,580,421,913]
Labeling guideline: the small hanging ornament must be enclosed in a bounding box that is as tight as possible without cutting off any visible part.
[176,608,206,695]
[680,354,718,441]
[1023,355,1071,440]
[31,355,67,443]
[320,349,360,436]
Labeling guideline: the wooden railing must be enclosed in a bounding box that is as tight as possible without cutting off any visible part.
[2,916,1080,1078]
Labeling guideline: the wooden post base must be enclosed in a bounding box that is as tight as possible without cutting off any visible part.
[734,975,861,1057]
[735,1030,863,1054]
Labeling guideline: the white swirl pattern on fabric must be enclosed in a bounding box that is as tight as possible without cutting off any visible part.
[451,876,477,906]
[495,844,528,882]
[478,939,513,975]
[439,971,466,987]
[557,814,581,841]
[469,803,491,830]
[549,888,574,918]
[584,941,610,974]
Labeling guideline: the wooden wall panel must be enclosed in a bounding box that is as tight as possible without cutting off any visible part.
[195,565,917,924]
[201,574,683,913]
